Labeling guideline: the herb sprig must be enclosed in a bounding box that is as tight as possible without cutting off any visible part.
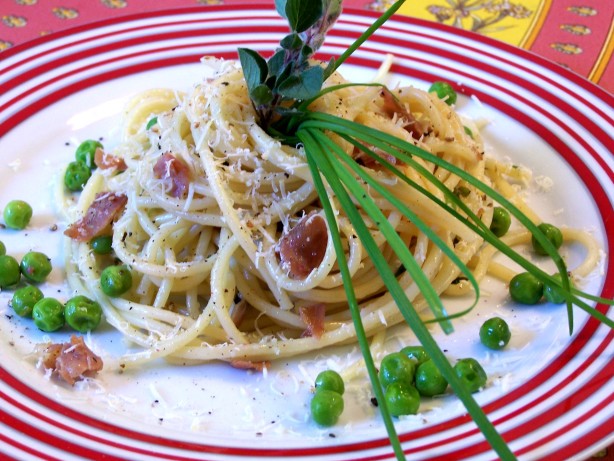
[238,1,613,460]
[238,0,341,130]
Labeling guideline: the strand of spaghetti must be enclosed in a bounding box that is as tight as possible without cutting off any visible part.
[118,231,239,365]
[208,235,249,344]
[197,136,294,310]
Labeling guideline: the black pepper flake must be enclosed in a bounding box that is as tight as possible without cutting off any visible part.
[49,224,58,232]
[371,397,378,407]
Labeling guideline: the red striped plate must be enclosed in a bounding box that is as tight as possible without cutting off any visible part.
[0,5,612,461]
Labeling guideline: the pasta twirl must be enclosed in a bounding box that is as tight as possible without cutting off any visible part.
[62,58,600,367]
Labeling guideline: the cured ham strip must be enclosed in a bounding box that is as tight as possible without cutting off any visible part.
[380,88,425,139]
[278,213,328,279]
[230,360,270,372]
[299,303,326,338]
[153,152,192,198]
[230,298,248,327]
[64,192,127,242]
[42,335,103,385]
[94,147,127,172]
[353,144,400,169]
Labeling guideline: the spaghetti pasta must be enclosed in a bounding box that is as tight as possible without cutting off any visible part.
[62,58,601,367]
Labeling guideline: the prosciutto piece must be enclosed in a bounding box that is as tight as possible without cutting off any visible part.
[299,303,326,339]
[277,213,328,279]
[64,192,127,242]
[380,88,425,140]
[94,147,127,172]
[153,152,192,198]
[230,360,270,372]
[42,335,103,385]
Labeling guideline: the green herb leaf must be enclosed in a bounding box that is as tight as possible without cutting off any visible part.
[300,128,406,460]
[285,0,323,32]
[250,84,274,107]
[280,32,303,50]
[274,0,288,18]
[278,65,324,100]
[237,48,268,93]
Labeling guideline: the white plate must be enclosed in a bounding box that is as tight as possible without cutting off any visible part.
[0,5,612,461]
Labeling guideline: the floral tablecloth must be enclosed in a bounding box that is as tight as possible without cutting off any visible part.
[1,0,612,93]
[0,0,612,460]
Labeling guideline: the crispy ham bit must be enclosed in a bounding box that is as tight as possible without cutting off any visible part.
[380,88,425,140]
[353,144,400,169]
[299,303,326,338]
[42,335,103,385]
[153,152,192,198]
[278,213,328,279]
[94,147,127,172]
[230,360,270,372]
[230,298,248,327]
[64,192,127,242]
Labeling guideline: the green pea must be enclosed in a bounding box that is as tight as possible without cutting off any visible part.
[75,139,102,169]
[479,317,511,350]
[0,240,5,256]
[64,161,92,191]
[100,265,132,297]
[64,295,102,332]
[400,345,429,365]
[490,207,511,237]
[11,285,44,317]
[379,352,416,389]
[146,117,158,129]
[310,389,344,426]
[315,370,345,395]
[544,273,570,305]
[415,360,448,397]
[91,235,113,255]
[20,251,52,283]
[3,200,32,230]
[509,272,544,304]
[384,382,420,417]
[0,254,20,288]
[454,358,487,393]
[531,223,563,256]
[428,81,457,105]
[32,297,65,332]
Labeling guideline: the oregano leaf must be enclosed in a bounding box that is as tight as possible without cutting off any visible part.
[238,48,268,92]
[267,50,287,79]
[301,44,314,59]
[280,33,303,50]
[250,84,274,107]
[274,0,287,18]
[285,0,323,33]
[278,65,324,100]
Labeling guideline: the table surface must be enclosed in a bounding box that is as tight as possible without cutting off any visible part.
[1,1,612,460]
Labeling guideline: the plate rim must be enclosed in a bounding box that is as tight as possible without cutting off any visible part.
[0,5,612,461]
